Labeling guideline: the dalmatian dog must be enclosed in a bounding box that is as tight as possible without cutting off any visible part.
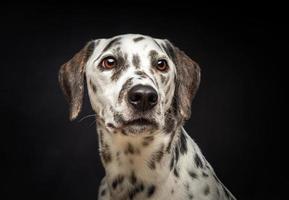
[59,34,236,200]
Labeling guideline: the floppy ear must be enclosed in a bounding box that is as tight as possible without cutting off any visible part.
[58,41,95,121]
[168,42,201,121]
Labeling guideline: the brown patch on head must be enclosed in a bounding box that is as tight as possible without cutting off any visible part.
[58,41,95,120]
[171,42,201,121]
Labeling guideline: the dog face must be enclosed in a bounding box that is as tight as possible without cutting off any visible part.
[59,34,200,135]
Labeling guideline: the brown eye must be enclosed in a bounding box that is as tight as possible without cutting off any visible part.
[156,59,168,72]
[101,56,117,69]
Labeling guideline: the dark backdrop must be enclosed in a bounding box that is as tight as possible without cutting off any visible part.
[1,3,283,200]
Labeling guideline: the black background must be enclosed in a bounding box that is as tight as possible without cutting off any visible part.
[1,3,283,200]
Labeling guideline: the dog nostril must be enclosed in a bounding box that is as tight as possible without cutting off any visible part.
[129,93,142,102]
[148,93,158,104]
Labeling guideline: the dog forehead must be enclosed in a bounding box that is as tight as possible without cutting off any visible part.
[103,34,161,53]
[118,34,161,53]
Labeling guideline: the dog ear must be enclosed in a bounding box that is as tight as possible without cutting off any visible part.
[164,41,201,121]
[58,41,95,121]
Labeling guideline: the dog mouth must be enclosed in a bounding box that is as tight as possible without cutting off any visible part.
[123,118,157,126]
[110,112,159,132]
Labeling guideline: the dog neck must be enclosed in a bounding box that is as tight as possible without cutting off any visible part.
[96,118,189,198]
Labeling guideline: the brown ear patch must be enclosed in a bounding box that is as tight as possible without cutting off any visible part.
[58,41,95,120]
[174,47,201,120]
[162,40,200,122]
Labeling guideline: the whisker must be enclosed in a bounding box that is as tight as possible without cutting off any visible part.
[89,120,97,127]
[78,114,96,123]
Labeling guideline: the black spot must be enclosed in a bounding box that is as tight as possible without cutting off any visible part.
[202,172,209,177]
[171,189,174,194]
[111,175,124,189]
[129,183,144,200]
[142,136,154,146]
[153,39,162,49]
[194,154,203,168]
[179,130,188,154]
[89,79,97,93]
[118,77,133,103]
[164,110,175,134]
[166,129,177,152]
[116,151,120,159]
[160,74,166,83]
[174,146,179,163]
[165,85,171,96]
[127,143,135,154]
[101,143,112,164]
[173,167,179,177]
[135,70,148,78]
[147,185,156,198]
[188,171,198,179]
[148,144,164,169]
[100,189,106,196]
[133,36,145,42]
[155,145,164,162]
[149,50,159,67]
[188,194,194,199]
[204,184,210,195]
[132,54,140,69]
[161,41,176,64]
[111,52,129,81]
[130,171,137,184]
[170,155,174,171]
[121,129,127,135]
[102,37,121,53]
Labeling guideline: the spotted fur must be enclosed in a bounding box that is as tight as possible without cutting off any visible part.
[59,34,237,200]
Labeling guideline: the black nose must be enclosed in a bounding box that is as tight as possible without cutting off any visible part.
[128,85,158,112]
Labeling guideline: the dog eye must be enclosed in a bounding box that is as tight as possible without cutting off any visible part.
[156,59,169,72]
[101,56,117,69]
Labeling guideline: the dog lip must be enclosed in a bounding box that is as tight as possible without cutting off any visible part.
[123,118,156,126]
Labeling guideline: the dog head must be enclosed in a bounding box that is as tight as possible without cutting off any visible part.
[59,34,200,134]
